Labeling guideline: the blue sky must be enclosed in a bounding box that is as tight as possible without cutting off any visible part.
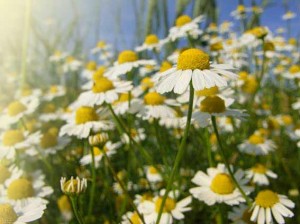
[30,0,300,53]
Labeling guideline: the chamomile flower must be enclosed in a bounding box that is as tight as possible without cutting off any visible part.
[190,164,252,206]
[0,164,23,190]
[81,66,107,90]
[62,56,82,73]
[0,130,41,160]
[141,189,192,224]
[168,15,204,41]
[146,166,163,184]
[121,128,146,144]
[59,106,114,139]
[250,190,295,224]
[77,77,132,107]
[0,202,46,224]
[0,98,39,128]
[282,11,296,20]
[246,164,277,186]
[15,87,42,102]
[156,48,238,94]
[80,141,121,167]
[238,133,276,155]
[282,65,300,79]
[134,91,178,120]
[135,34,168,52]
[104,50,155,78]
[81,61,97,80]
[192,95,248,128]
[121,211,143,224]
[1,171,53,206]
[43,85,66,101]
[231,5,247,20]
[228,204,253,224]
[91,40,111,54]
[49,50,67,62]
[112,90,142,115]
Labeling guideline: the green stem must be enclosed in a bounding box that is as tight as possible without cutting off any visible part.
[88,144,96,216]
[102,149,146,224]
[211,116,252,206]
[70,196,85,224]
[155,83,194,224]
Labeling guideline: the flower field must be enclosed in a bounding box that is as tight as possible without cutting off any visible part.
[0,0,300,223]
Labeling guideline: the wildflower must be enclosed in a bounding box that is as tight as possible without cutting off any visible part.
[250,190,295,223]
[60,176,87,196]
[190,164,252,205]
[135,34,168,52]
[156,48,238,94]
[282,11,296,20]
[246,164,277,186]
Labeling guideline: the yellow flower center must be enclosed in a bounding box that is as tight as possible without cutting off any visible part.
[249,27,268,39]
[196,86,219,97]
[92,67,106,81]
[75,107,98,124]
[248,134,265,145]
[42,103,56,113]
[141,77,154,90]
[7,178,34,200]
[210,42,223,51]
[86,61,97,71]
[210,133,217,145]
[130,129,138,138]
[263,41,275,52]
[66,56,75,63]
[40,133,58,149]
[288,38,297,46]
[96,41,106,48]
[159,61,172,73]
[141,192,153,201]
[252,164,267,174]
[282,115,292,125]
[239,71,249,80]
[0,204,18,224]
[242,77,258,94]
[7,101,27,116]
[175,15,192,27]
[118,50,138,64]
[50,85,58,93]
[210,173,235,194]
[155,197,176,213]
[200,96,226,113]
[54,50,62,57]
[117,93,131,103]
[144,34,159,45]
[62,179,80,194]
[130,212,142,224]
[237,5,246,13]
[177,49,210,70]
[92,77,114,93]
[20,87,33,96]
[57,195,71,212]
[144,92,165,105]
[0,165,11,184]
[2,130,25,146]
[255,190,279,208]
[149,166,158,174]
[92,147,103,156]
[289,65,300,74]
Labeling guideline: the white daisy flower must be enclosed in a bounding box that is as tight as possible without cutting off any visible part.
[192,95,248,128]
[282,65,300,79]
[134,91,178,120]
[104,50,155,78]
[1,171,53,207]
[43,85,66,101]
[246,164,277,186]
[77,77,132,107]
[168,15,204,41]
[81,61,98,80]
[230,5,247,20]
[189,164,252,206]
[80,141,121,167]
[135,34,168,52]
[0,164,23,191]
[0,202,46,224]
[15,87,42,102]
[238,133,276,155]
[250,190,295,224]
[0,130,41,160]
[145,166,163,184]
[91,40,112,54]
[112,90,142,116]
[121,211,143,224]
[36,132,70,156]
[141,189,192,224]
[121,128,146,144]
[62,56,82,73]
[0,98,39,129]
[228,204,253,224]
[156,48,238,94]
[81,66,108,90]
[59,106,114,139]
[282,11,296,20]
[49,50,67,62]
